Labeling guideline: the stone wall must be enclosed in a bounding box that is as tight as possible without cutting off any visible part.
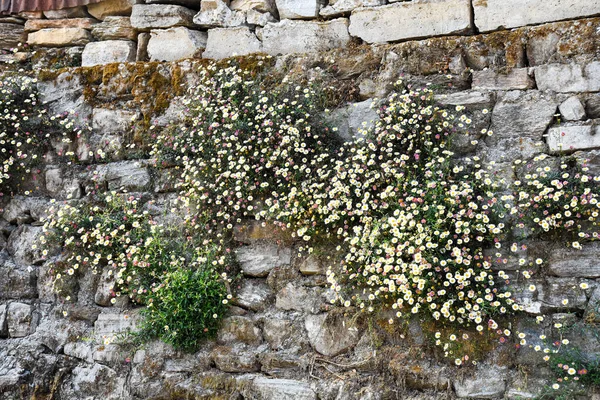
[0,2,600,400]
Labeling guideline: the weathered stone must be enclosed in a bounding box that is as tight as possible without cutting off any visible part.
[584,286,600,323]
[249,378,317,400]
[305,313,360,356]
[233,221,284,243]
[434,91,495,108]
[27,28,92,47]
[296,255,323,275]
[43,6,87,19]
[275,0,320,19]
[535,62,600,93]
[148,27,207,61]
[92,16,137,41]
[211,346,260,372]
[217,316,262,345]
[540,277,587,311]
[246,9,275,26]
[453,364,507,398]
[388,352,451,390]
[263,318,307,350]
[547,124,600,154]
[0,23,25,50]
[203,26,261,59]
[586,94,600,119]
[63,364,128,400]
[262,18,350,55]
[94,311,140,341]
[473,0,600,33]
[328,99,378,141]
[37,71,92,126]
[93,108,136,134]
[81,40,136,66]
[472,68,533,90]
[24,18,97,32]
[232,279,272,311]
[547,242,600,277]
[92,160,152,191]
[7,302,33,337]
[575,149,600,176]
[88,0,139,20]
[136,32,150,61]
[559,96,586,121]
[94,268,115,306]
[349,0,471,44]
[276,282,321,313]
[93,344,127,364]
[19,11,43,19]
[193,0,245,28]
[0,304,7,337]
[321,0,385,17]
[3,196,48,224]
[0,254,36,300]
[7,225,44,266]
[235,243,291,277]
[131,4,196,29]
[145,0,199,7]
[231,0,275,13]
[64,342,94,363]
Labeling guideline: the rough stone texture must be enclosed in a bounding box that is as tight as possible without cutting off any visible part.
[232,279,272,311]
[0,304,7,337]
[211,346,260,372]
[217,316,262,345]
[61,363,128,399]
[540,277,588,310]
[453,364,507,398]
[37,72,92,126]
[7,302,33,338]
[246,9,275,26]
[44,6,87,19]
[94,311,140,340]
[0,23,25,50]
[349,0,472,44]
[27,28,92,47]
[231,0,276,13]
[305,313,360,356]
[0,253,37,300]
[559,96,586,121]
[131,4,196,30]
[472,68,534,90]
[327,99,378,141]
[81,40,137,66]
[263,318,307,350]
[147,27,207,61]
[584,287,600,323]
[136,32,150,61]
[295,255,323,275]
[24,18,97,32]
[233,221,283,243]
[92,16,137,41]
[320,0,385,17]
[535,62,600,93]
[203,26,262,59]
[547,242,600,277]
[94,269,115,306]
[262,18,350,55]
[236,243,291,277]
[547,124,600,153]
[92,160,152,191]
[7,225,45,266]
[275,0,320,19]
[193,0,246,28]
[88,0,139,20]
[64,342,94,363]
[3,196,48,224]
[276,282,321,313]
[435,91,495,108]
[93,108,137,134]
[474,0,600,33]
[249,378,317,400]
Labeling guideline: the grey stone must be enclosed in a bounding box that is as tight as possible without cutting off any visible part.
[320,0,385,17]
[92,16,137,41]
[262,318,304,350]
[137,32,150,61]
[559,96,586,121]
[7,225,45,266]
[547,124,600,154]
[547,242,600,278]
[193,0,246,28]
[230,0,276,13]
[93,108,136,135]
[349,0,471,44]
[584,287,600,323]
[203,26,261,59]
[211,345,260,372]
[296,255,323,275]
[0,23,26,50]
[250,378,317,400]
[473,0,600,33]
[0,304,7,337]
[0,253,37,299]
[64,342,94,363]
[586,95,600,119]
[131,4,196,30]
[328,99,378,141]
[44,6,87,19]
[37,72,92,126]
[235,243,291,277]
[575,149,600,176]
[540,277,587,311]
[46,168,82,199]
[63,364,128,400]
[453,364,507,398]
[95,268,115,306]
[7,302,33,337]
[275,0,320,19]
[535,62,600,93]
[94,311,140,341]
[246,9,275,26]
[3,196,48,224]
[232,279,272,311]
[217,316,262,345]
[81,40,137,66]
[148,27,207,61]
[27,28,92,47]
[93,344,126,364]
[305,313,360,356]
[434,91,495,108]
[472,68,533,90]
[92,160,152,191]
[262,18,350,55]
[276,282,320,313]
[87,0,139,20]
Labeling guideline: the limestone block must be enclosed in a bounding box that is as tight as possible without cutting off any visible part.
[24,18,97,32]
[249,378,317,400]
[349,0,472,44]
[136,32,150,61]
[547,125,600,154]
[0,304,7,337]
[203,26,261,59]
[327,99,378,141]
[295,254,323,275]
[540,277,587,310]
[147,27,207,61]
[472,68,534,90]
[0,255,37,300]
[217,316,263,345]
[92,16,137,41]
[27,28,92,47]
[94,311,140,340]
[7,225,45,266]
[473,0,600,33]
[276,282,321,313]
[434,91,495,108]
[535,62,600,93]
[246,9,275,26]
[87,0,139,20]
[262,18,350,55]
[584,287,600,323]
[233,221,283,243]
[3,196,49,224]
[547,242,600,278]
[586,95,600,119]
[235,243,291,277]
[81,40,136,66]
[231,279,272,311]
[131,4,195,30]
[92,160,152,191]
[275,0,319,19]
[94,268,115,306]
[19,11,44,19]
[193,0,245,28]
[43,6,87,19]
[454,364,507,398]
[0,23,25,50]
[320,0,385,18]
[66,364,128,399]
[7,302,33,338]
[145,0,199,7]
[64,342,94,363]
[559,96,586,121]
[211,346,260,372]
[305,313,360,356]
[93,108,136,134]
[230,0,275,13]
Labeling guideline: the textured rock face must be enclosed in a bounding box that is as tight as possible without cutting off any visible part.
[305,313,361,357]
[474,0,600,32]
[249,378,317,400]
[535,62,600,93]
[454,364,507,398]
[131,4,196,29]
[203,26,261,59]
[27,28,92,47]
[547,243,600,277]
[262,18,350,55]
[81,40,137,66]
[320,0,385,17]
[547,125,600,154]
[327,99,378,141]
[275,0,320,19]
[559,96,586,121]
[193,0,246,28]
[472,68,534,90]
[92,16,137,41]
[87,0,139,20]
[235,243,291,277]
[230,0,276,13]
[24,18,97,32]
[0,23,25,50]
[44,6,87,19]
[147,27,207,61]
[349,0,472,44]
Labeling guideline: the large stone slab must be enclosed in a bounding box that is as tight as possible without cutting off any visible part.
[275,0,320,19]
[472,68,534,90]
[230,0,276,13]
[262,18,350,55]
[203,26,261,59]
[193,0,246,28]
[305,313,360,356]
[232,279,272,311]
[92,160,152,191]
[131,4,196,30]
[547,243,600,278]
[44,6,87,19]
[535,62,600,93]
[6,302,33,338]
[454,364,507,398]
[547,124,600,153]
[249,378,317,400]
[7,225,45,266]
[81,40,136,66]
[92,16,137,41]
[24,18,97,32]
[217,316,262,345]
[88,0,139,20]
[559,96,586,121]
[235,243,291,277]
[474,0,600,33]
[0,253,37,300]
[327,99,378,141]
[92,108,137,134]
[148,27,207,61]
[349,0,471,44]
[27,28,92,47]
[0,23,25,50]
[320,0,385,17]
